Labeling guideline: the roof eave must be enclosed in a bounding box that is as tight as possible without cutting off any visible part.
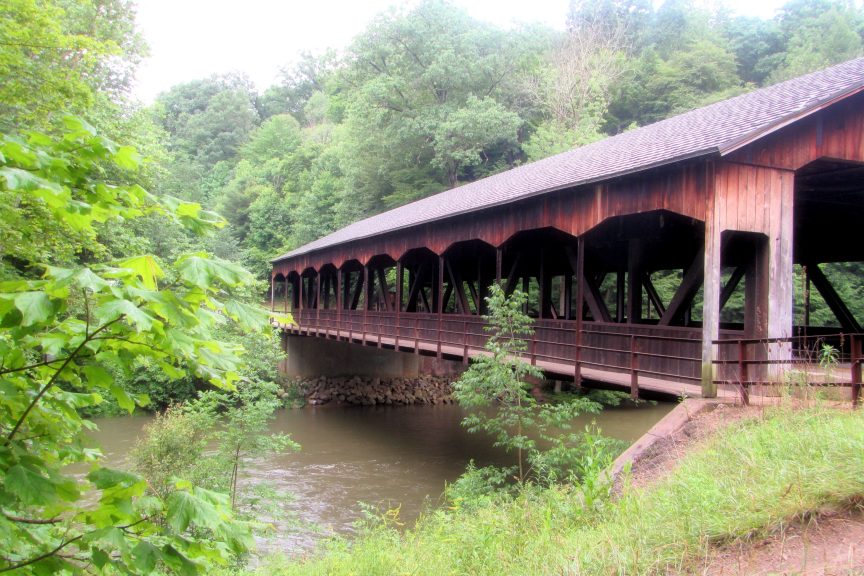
[271,148,720,265]
[718,83,864,156]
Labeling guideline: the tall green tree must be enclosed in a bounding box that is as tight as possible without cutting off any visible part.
[338,0,529,212]
[0,118,287,574]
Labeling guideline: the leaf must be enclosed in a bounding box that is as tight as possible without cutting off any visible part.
[6,464,55,505]
[161,545,198,576]
[87,467,140,490]
[14,291,52,326]
[95,299,155,331]
[113,146,140,171]
[39,333,68,356]
[74,268,110,292]
[82,365,113,389]
[131,541,160,573]
[177,254,249,289]
[110,385,135,413]
[224,300,269,330]
[117,255,164,290]
[166,490,221,533]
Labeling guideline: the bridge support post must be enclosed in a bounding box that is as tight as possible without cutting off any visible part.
[701,198,721,398]
[573,237,585,389]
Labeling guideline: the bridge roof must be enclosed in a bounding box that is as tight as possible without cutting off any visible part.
[273,57,864,263]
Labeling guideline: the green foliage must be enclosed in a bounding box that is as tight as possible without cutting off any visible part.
[194,380,299,511]
[0,0,146,131]
[453,284,603,485]
[242,406,864,576]
[132,380,298,518]
[0,120,274,573]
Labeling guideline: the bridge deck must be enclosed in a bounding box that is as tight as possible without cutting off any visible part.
[275,310,864,401]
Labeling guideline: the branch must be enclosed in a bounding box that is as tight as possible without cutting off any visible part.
[0,353,94,376]
[2,512,61,525]
[5,316,123,444]
[0,534,83,573]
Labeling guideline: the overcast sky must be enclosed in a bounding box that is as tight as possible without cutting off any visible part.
[132,0,787,103]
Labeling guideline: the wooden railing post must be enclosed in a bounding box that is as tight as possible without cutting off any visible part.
[738,339,750,406]
[463,320,469,365]
[630,335,639,400]
[437,256,444,359]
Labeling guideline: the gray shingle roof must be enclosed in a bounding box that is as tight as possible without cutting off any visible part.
[274,57,864,263]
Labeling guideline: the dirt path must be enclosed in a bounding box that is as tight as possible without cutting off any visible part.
[620,402,864,575]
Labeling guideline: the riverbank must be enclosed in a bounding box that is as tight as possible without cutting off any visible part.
[288,375,455,406]
[248,402,864,575]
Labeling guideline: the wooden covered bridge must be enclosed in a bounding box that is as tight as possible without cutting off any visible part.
[271,58,864,401]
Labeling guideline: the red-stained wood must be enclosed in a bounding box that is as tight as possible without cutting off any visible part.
[273,161,712,275]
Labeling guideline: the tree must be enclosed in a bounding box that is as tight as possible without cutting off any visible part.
[453,284,601,484]
[0,118,288,573]
[769,0,864,81]
[0,0,146,131]
[339,0,529,208]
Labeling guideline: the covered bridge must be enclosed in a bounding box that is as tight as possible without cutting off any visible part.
[271,58,864,400]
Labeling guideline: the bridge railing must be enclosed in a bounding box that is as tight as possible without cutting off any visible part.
[285,309,709,397]
[282,310,862,405]
[712,332,863,406]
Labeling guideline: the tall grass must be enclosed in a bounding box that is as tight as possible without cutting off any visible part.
[253,406,864,575]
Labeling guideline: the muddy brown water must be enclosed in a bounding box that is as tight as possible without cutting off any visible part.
[88,402,672,554]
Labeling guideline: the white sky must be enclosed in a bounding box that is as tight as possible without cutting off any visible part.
[132,0,787,103]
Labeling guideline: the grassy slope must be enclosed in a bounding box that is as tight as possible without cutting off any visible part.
[256,407,864,575]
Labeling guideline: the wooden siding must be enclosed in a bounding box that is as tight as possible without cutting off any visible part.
[274,161,712,276]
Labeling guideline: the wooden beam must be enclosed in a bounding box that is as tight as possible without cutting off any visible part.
[442,283,453,312]
[642,272,666,316]
[616,270,625,323]
[406,263,427,312]
[375,267,390,312]
[719,265,746,311]
[808,264,862,332]
[467,281,480,313]
[659,246,705,326]
[565,246,611,322]
[446,259,471,315]
[420,286,432,313]
[505,252,522,295]
[627,240,642,324]
[350,271,364,310]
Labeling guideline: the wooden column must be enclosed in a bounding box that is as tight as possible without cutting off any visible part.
[616,270,625,323]
[765,170,795,378]
[574,237,585,389]
[336,269,343,333]
[627,240,642,324]
[437,255,444,358]
[362,265,369,339]
[701,194,722,397]
[396,261,403,349]
[522,276,530,315]
[495,247,502,283]
[316,271,321,325]
[564,273,573,320]
[539,248,548,319]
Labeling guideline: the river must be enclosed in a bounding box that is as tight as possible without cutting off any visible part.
[88,401,672,554]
